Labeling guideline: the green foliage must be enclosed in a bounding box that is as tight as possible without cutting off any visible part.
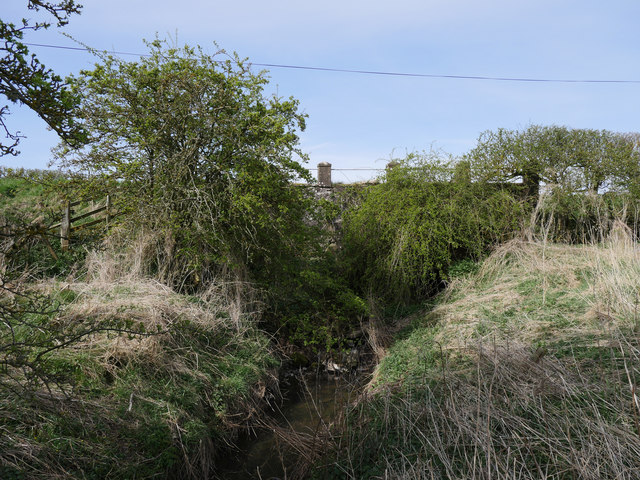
[467,125,640,197]
[446,258,479,280]
[341,151,525,302]
[55,39,320,290]
[0,1,85,156]
[0,283,278,479]
[272,262,368,350]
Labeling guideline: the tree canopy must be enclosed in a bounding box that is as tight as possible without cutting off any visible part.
[466,125,639,197]
[1,1,85,156]
[341,152,524,302]
[55,40,318,288]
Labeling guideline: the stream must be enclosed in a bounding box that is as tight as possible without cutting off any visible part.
[218,369,368,479]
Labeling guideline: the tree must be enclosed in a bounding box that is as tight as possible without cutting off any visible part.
[1,1,84,156]
[341,152,524,302]
[465,125,640,243]
[466,125,638,198]
[55,40,319,290]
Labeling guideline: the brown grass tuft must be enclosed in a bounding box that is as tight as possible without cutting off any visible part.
[431,230,640,352]
[314,226,640,479]
[1,236,277,479]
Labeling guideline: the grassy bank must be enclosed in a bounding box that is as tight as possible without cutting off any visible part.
[317,230,640,479]
[0,247,278,479]
[0,167,362,479]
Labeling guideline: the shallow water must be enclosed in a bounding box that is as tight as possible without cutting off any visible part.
[218,371,364,479]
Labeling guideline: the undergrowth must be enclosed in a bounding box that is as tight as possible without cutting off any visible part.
[313,229,640,479]
[0,246,278,479]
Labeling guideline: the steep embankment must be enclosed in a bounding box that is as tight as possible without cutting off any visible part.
[0,247,278,479]
[320,231,640,479]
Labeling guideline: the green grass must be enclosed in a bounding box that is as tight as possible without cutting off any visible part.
[0,279,278,479]
[0,171,109,279]
[314,238,640,479]
[0,175,44,208]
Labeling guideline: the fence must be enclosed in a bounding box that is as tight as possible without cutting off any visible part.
[50,195,112,251]
[310,162,396,187]
[47,163,390,250]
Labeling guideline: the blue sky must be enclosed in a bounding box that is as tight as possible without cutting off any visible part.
[2,0,639,182]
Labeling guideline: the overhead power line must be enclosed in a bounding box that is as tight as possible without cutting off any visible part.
[24,42,640,85]
[248,64,640,84]
[308,168,384,171]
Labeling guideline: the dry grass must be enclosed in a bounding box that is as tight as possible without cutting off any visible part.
[0,233,278,479]
[338,340,640,480]
[315,227,640,479]
[432,225,640,352]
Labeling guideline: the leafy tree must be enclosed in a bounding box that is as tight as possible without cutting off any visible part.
[1,1,85,156]
[465,125,640,243]
[466,125,638,197]
[341,152,524,302]
[55,40,367,351]
[55,40,320,290]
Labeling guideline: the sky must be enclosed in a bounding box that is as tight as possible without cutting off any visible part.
[2,0,639,182]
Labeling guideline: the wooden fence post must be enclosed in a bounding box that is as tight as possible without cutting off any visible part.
[105,195,111,227]
[61,200,71,251]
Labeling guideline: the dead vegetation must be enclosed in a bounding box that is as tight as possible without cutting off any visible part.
[312,226,640,479]
[0,229,277,479]
[337,339,640,480]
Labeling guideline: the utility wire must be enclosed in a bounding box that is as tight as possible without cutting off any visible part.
[24,42,640,84]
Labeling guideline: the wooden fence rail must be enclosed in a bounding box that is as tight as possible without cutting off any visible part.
[51,195,112,251]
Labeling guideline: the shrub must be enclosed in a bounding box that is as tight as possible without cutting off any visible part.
[340,152,525,302]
